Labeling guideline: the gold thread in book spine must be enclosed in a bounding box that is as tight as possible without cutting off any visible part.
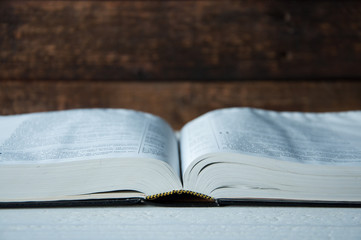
[146,190,213,200]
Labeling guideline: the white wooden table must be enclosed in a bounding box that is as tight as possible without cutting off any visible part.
[1,206,360,239]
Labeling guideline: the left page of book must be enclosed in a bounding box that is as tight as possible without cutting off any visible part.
[0,109,179,174]
[0,109,182,202]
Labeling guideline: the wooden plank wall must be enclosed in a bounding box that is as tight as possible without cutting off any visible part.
[1,1,361,128]
[2,1,361,81]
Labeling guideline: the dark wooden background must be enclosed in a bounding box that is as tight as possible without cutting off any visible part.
[1,0,361,129]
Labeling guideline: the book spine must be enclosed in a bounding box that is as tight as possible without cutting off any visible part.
[146,190,213,201]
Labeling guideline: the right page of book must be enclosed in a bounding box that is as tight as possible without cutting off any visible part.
[180,108,361,175]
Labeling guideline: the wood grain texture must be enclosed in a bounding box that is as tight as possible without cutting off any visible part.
[1,1,361,81]
[1,207,361,240]
[1,81,360,129]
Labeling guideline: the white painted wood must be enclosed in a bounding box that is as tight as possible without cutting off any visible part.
[1,207,361,240]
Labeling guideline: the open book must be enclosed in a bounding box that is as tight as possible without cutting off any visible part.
[1,108,361,207]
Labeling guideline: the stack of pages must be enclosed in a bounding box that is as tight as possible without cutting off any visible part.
[0,108,360,206]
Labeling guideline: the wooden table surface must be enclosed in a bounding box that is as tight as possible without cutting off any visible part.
[1,206,361,240]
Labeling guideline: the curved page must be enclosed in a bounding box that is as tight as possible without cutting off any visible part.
[180,108,361,176]
[0,109,181,201]
[0,109,179,174]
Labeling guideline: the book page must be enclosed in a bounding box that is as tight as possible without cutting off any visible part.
[0,109,179,176]
[180,108,361,174]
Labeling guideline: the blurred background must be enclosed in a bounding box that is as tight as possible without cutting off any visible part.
[1,0,361,129]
